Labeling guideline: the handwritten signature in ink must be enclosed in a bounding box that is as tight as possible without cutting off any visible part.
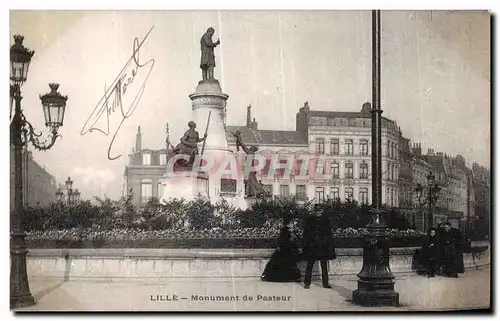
[81,26,155,160]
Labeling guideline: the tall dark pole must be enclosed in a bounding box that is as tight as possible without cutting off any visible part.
[371,9,382,211]
[353,10,399,307]
[10,85,35,308]
[427,187,433,230]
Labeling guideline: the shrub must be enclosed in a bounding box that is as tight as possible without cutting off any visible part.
[24,194,414,234]
[186,197,220,229]
[67,200,99,229]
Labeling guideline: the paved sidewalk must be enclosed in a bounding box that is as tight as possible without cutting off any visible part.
[16,267,490,312]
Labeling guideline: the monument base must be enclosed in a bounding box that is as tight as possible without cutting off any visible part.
[160,172,209,203]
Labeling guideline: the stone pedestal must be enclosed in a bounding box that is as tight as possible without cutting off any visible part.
[189,79,230,154]
[159,172,209,203]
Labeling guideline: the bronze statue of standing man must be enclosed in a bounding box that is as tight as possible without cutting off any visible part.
[200,27,220,81]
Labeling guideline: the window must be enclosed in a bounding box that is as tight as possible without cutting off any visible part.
[390,188,394,206]
[345,187,354,202]
[360,162,368,179]
[159,154,167,166]
[330,138,339,155]
[274,159,288,178]
[345,139,354,155]
[310,116,327,126]
[296,185,307,201]
[141,179,152,203]
[157,181,165,199]
[315,138,325,154]
[387,143,391,158]
[345,162,353,179]
[294,159,303,176]
[360,139,368,156]
[315,187,325,204]
[142,153,151,165]
[329,187,339,201]
[280,185,289,197]
[387,162,391,180]
[330,162,339,179]
[221,179,237,193]
[359,188,368,204]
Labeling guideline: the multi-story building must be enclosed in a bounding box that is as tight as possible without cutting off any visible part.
[421,150,464,229]
[405,143,436,230]
[228,102,401,206]
[472,162,490,237]
[10,147,58,209]
[123,126,169,208]
[398,137,416,227]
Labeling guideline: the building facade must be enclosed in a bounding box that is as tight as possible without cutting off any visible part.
[227,102,401,206]
[472,162,490,237]
[123,126,169,208]
[10,147,58,209]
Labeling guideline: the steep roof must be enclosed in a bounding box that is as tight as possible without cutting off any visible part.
[226,126,308,146]
[308,110,371,118]
[422,155,446,173]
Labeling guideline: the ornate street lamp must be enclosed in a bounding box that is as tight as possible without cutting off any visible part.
[65,177,74,205]
[415,172,441,231]
[65,177,73,190]
[73,189,81,202]
[352,10,399,307]
[10,34,68,309]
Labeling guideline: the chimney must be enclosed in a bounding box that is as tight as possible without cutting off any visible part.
[246,104,252,127]
[251,117,258,130]
[296,101,310,137]
[135,126,142,152]
[412,143,422,156]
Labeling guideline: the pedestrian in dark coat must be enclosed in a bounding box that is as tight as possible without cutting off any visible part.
[440,222,465,277]
[302,204,336,289]
[421,228,440,277]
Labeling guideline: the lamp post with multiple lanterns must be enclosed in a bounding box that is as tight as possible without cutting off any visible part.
[415,171,441,231]
[10,34,68,309]
[56,177,81,205]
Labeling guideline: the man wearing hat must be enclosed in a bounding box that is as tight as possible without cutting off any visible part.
[302,204,336,289]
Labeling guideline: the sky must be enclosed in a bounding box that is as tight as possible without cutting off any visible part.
[9,10,490,200]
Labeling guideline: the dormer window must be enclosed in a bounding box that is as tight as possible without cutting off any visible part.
[159,153,167,166]
[142,153,151,165]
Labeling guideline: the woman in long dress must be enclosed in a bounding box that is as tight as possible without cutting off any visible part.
[261,217,301,282]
